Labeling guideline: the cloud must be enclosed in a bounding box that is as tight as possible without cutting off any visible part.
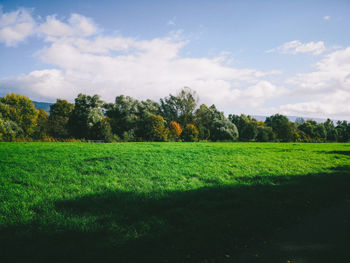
[323,15,330,20]
[267,40,326,55]
[0,28,281,110]
[0,7,36,46]
[278,46,350,119]
[38,13,97,37]
[0,7,97,46]
[1,7,349,120]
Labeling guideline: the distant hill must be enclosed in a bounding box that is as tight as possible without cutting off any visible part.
[33,101,53,113]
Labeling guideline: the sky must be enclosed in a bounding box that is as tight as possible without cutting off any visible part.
[0,0,350,120]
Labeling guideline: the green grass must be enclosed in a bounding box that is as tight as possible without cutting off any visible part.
[1,142,350,262]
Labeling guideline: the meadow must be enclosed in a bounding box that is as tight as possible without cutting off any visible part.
[0,142,350,262]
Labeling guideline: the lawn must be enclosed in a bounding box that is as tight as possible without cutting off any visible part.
[0,142,350,262]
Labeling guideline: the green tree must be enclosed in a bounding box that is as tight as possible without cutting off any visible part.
[324,119,337,141]
[150,114,169,141]
[134,99,160,141]
[0,113,23,141]
[48,99,74,138]
[229,114,258,141]
[265,114,295,142]
[210,118,238,141]
[105,95,140,139]
[33,109,49,139]
[298,120,327,142]
[68,94,104,139]
[89,118,113,141]
[195,104,225,140]
[256,126,275,142]
[159,87,198,126]
[181,123,199,142]
[0,93,38,136]
[336,121,350,142]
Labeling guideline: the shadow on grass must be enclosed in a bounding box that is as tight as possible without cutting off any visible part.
[1,167,350,263]
[326,151,350,156]
[321,151,350,155]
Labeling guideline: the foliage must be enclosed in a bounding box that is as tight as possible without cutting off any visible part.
[195,104,225,140]
[169,121,182,140]
[134,99,160,140]
[265,114,296,142]
[1,92,350,142]
[324,119,337,142]
[336,121,350,142]
[48,99,74,138]
[210,118,238,141]
[33,109,49,139]
[0,93,38,136]
[150,114,169,141]
[297,120,327,142]
[229,114,259,141]
[181,123,199,142]
[159,87,198,126]
[0,114,23,141]
[256,125,275,142]
[89,118,113,141]
[68,94,104,139]
[105,95,140,138]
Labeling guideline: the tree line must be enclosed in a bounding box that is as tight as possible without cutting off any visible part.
[0,88,349,142]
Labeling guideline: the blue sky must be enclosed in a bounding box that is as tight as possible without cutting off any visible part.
[1,0,350,119]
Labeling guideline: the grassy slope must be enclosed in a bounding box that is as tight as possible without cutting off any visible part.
[0,142,349,262]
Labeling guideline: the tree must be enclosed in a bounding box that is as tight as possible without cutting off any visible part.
[298,120,327,142]
[229,114,258,141]
[134,99,160,141]
[265,114,295,142]
[33,109,49,139]
[210,118,238,141]
[159,87,198,126]
[48,99,74,138]
[336,121,350,142]
[68,94,104,139]
[89,118,113,141]
[105,95,140,139]
[150,114,169,141]
[181,123,199,142]
[195,104,225,140]
[324,119,337,141]
[0,93,38,136]
[256,126,274,142]
[169,121,182,140]
[0,113,23,141]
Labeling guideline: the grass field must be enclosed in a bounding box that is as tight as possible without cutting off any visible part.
[1,142,350,262]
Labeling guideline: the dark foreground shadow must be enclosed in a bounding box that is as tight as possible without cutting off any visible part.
[1,166,350,263]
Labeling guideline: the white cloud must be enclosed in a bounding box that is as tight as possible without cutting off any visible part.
[323,15,330,20]
[0,7,36,46]
[0,8,97,46]
[0,28,280,109]
[267,40,326,55]
[279,46,350,119]
[38,13,97,37]
[1,7,350,120]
